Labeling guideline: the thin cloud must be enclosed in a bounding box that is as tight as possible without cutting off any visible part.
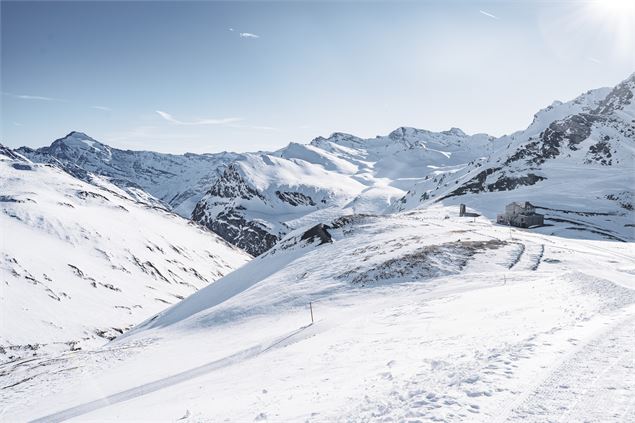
[92,105,112,111]
[587,56,602,64]
[228,28,234,32]
[156,110,242,126]
[239,32,260,39]
[2,92,65,102]
[479,10,499,20]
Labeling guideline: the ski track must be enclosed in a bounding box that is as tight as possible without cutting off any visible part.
[28,324,316,423]
[504,313,635,423]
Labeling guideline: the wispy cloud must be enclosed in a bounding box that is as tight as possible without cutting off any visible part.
[92,105,112,111]
[479,10,499,20]
[156,110,242,126]
[2,92,65,102]
[13,122,22,127]
[239,32,260,39]
[587,56,602,64]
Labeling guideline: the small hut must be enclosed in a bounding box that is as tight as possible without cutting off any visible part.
[459,204,480,218]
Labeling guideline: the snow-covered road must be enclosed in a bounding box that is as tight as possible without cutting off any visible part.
[504,310,635,423]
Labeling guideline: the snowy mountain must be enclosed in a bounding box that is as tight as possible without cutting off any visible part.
[1,73,634,422]
[192,128,496,255]
[192,75,635,255]
[0,147,251,363]
[13,76,633,258]
[394,74,635,242]
[4,205,634,422]
[16,132,242,217]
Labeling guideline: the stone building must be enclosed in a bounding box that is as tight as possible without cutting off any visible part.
[496,202,544,228]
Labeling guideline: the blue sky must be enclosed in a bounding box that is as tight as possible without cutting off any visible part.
[1,0,634,153]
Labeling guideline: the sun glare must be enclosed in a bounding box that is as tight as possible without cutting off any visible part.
[591,0,635,15]
[585,0,635,59]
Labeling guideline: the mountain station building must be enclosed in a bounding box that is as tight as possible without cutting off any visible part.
[496,202,544,228]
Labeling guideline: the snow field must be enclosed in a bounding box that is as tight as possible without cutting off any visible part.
[2,206,633,422]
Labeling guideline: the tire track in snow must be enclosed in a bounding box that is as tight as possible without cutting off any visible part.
[29,324,316,423]
[507,242,525,269]
[512,243,544,272]
[502,312,635,423]
[529,245,544,271]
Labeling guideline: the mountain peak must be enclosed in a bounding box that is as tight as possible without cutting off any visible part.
[441,127,467,137]
[310,132,364,148]
[388,127,428,141]
[56,131,98,144]
[49,131,107,151]
[44,131,112,164]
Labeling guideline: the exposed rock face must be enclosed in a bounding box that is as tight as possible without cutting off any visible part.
[190,163,281,256]
[593,74,635,115]
[504,113,601,167]
[0,143,27,161]
[191,206,276,257]
[206,164,264,201]
[586,138,613,165]
[276,191,316,207]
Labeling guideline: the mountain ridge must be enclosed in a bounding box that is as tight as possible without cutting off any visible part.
[10,73,635,254]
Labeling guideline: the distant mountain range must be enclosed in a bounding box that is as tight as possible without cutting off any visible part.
[2,73,634,421]
[12,73,635,256]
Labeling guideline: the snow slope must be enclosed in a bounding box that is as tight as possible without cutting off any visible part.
[3,205,634,422]
[0,148,251,363]
[16,132,242,217]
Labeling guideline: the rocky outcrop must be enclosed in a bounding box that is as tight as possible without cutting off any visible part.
[300,224,333,245]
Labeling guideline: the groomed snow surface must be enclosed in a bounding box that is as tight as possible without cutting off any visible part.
[2,206,633,422]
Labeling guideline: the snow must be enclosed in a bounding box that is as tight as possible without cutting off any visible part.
[1,74,634,423]
[394,75,635,245]
[193,125,498,255]
[2,206,634,422]
[0,153,251,362]
[16,132,242,218]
